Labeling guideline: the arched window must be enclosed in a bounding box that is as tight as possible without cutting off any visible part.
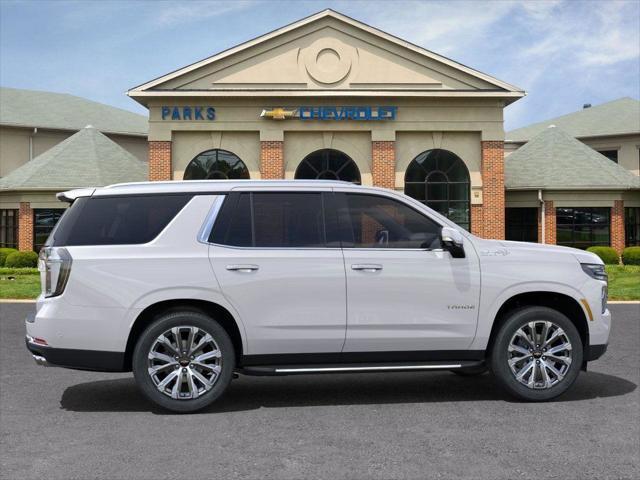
[295,149,361,184]
[183,149,249,180]
[404,149,470,230]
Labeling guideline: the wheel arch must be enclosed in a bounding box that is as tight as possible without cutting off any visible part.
[486,291,589,355]
[123,299,245,371]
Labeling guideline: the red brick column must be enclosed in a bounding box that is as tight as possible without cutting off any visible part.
[372,141,395,189]
[471,205,484,237]
[260,141,284,179]
[611,200,625,255]
[479,141,505,239]
[148,141,172,181]
[544,200,556,245]
[18,202,33,252]
[538,206,543,243]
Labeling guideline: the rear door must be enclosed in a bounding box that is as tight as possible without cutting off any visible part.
[208,190,347,355]
[336,191,481,353]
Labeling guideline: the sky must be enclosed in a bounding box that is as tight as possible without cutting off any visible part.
[1,0,639,131]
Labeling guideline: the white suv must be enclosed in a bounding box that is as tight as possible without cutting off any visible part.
[26,180,610,412]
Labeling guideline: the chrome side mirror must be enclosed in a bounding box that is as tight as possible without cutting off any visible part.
[441,226,465,258]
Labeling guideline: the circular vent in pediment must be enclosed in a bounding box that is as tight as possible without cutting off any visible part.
[302,38,356,86]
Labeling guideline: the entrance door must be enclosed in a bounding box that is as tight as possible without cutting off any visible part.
[335,191,481,353]
[209,190,346,355]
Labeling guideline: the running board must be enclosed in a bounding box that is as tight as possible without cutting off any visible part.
[238,360,484,376]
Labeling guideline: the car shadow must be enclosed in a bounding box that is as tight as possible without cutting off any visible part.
[60,370,637,414]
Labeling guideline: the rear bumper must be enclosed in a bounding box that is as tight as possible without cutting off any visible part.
[25,336,127,372]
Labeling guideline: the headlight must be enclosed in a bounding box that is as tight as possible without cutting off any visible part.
[38,247,72,297]
[581,263,607,282]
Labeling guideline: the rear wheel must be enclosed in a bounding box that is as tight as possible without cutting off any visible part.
[490,306,582,401]
[132,310,235,413]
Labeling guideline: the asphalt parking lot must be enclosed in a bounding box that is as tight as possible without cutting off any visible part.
[1,303,638,480]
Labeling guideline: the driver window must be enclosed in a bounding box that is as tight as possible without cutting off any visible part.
[341,194,441,249]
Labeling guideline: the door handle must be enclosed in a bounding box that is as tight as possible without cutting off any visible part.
[351,264,383,272]
[226,264,259,273]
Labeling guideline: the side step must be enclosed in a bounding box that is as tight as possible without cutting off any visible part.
[238,360,484,376]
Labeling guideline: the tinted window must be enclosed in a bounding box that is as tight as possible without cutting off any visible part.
[34,209,65,251]
[340,194,441,249]
[51,195,192,246]
[556,207,610,249]
[505,208,538,243]
[212,192,328,248]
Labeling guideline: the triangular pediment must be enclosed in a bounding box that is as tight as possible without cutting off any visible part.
[129,10,523,99]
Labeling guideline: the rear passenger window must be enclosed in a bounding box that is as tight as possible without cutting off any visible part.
[51,195,192,246]
[212,192,328,248]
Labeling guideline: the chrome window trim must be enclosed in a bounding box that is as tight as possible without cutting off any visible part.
[197,195,225,245]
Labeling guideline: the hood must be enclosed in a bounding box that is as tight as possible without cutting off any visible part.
[470,237,603,265]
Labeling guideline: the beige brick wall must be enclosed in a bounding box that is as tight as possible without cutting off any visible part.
[18,202,33,252]
[260,141,284,179]
[371,141,395,189]
[149,141,172,181]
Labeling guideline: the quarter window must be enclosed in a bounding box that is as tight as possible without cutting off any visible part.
[212,193,330,248]
[339,194,441,249]
[50,195,193,246]
[556,207,610,249]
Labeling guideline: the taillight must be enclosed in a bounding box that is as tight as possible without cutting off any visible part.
[38,247,72,298]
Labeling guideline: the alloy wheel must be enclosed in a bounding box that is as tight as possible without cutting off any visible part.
[147,326,222,400]
[507,321,573,390]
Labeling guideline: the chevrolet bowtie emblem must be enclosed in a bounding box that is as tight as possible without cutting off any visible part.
[260,107,298,120]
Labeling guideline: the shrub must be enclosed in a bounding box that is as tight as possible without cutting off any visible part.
[0,248,18,266]
[4,251,39,268]
[622,246,640,265]
[586,246,619,265]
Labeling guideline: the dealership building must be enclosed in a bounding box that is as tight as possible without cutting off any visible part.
[1,9,639,252]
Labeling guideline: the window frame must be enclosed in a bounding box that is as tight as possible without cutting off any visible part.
[505,207,539,243]
[183,148,250,181]
[334,192,445,251]
[555,206,611,249]
[404,149,471,231]
[0,209,19,249]
[33,208,66,252]
[294,149,361,184]
[625,207,640,247]
[208,190,340,250]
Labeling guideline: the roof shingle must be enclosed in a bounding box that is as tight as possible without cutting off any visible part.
[506,97,640,142]
[0,126,147,190]
[0,87,147,136]
[505,126,640,190]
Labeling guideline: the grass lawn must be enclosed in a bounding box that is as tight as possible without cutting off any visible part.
[606,265,640,301]
[1,266,639,301]
[0,268,40,299]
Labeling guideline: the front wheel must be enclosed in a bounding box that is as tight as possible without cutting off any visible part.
[490,306,583,401]
[132,310,235,413]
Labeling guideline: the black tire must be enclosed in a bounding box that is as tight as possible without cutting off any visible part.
[132,310,235,413]
[451,364,488,376]
[490,306,583,401]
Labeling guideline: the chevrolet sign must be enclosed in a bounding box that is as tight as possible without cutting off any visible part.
[261,106,397,121]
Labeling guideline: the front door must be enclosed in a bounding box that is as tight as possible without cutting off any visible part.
[209,190,346,355]
[336,191,480,353]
